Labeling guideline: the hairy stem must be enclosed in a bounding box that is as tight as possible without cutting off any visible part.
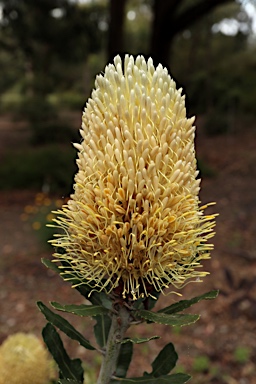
[97,304,131,384]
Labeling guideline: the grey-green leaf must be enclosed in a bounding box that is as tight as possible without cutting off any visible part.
[37,301,95,350]
[51,302,109,317]
[42,323,83,382]
[150,343,177,377]
[111,373,191,383]
[158,290,219,315]
[121,336,159,344]
[115,342,133,378]
[94,314,112,348]
[136,310,199,326]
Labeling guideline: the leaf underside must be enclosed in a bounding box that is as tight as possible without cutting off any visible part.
[158,290,219,315]
[111,373,191,383]
[121,336,160,344]
[136,310,199,326]
[51,302,109,317]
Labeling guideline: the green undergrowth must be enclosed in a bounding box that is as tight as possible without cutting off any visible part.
[0,144,76,193]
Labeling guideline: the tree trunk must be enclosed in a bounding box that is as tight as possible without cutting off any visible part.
[107,0,127,62]
[150,0,181,68]
[150,0,234,67]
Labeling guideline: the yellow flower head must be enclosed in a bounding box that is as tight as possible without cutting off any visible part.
[0,333,55,384]
[52,54,216,300]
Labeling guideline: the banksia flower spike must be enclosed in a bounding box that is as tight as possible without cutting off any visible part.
[52,54,216,300]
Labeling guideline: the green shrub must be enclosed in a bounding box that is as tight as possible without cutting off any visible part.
[0,145,76,193]
[234,346,251,364]
[21,193,69,248]
[53,92,85,110]
[192,356,210,373]
[29,121,78,145]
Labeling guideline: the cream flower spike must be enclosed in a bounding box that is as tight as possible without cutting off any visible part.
[51,54,216,300]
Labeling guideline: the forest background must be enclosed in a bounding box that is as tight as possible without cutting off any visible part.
[0,1,256,383]
[1,0,256,172]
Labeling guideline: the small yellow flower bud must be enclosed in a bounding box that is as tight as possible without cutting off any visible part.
[0,333,55,384]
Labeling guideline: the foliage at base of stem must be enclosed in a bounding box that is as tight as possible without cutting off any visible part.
[38,280,218,383]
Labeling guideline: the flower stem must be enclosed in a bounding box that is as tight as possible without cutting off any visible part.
[97,304,131,384]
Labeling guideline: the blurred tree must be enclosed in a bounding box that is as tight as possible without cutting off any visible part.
[124,0,152,55]
[150,0,235,67]
[169,1,255,134]
[0,0,106,142]
[0,0,105,96]
[107,0,239,66]
[108,0,128,61]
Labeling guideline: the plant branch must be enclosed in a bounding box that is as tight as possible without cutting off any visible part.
[97,304,131,384]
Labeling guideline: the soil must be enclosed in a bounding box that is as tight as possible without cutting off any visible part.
[0,115,256,383]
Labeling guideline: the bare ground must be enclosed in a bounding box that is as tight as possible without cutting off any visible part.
[0,116,256,383]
